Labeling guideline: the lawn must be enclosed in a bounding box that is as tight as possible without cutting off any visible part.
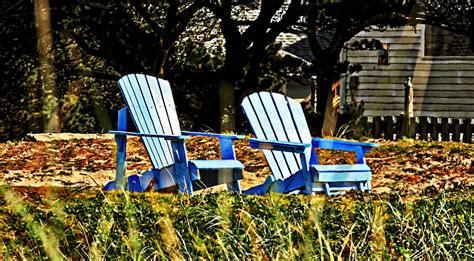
[0,135,472,259]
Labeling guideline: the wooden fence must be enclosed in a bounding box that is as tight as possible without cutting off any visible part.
[360,116,473,143]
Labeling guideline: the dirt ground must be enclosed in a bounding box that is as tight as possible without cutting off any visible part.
[0,133,472,196]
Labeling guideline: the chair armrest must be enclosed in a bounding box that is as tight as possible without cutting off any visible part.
[312,138,378,153]
[109,131,189,141]
[181,131,244,161]
[181,131,245,140]
[249,138,311,153]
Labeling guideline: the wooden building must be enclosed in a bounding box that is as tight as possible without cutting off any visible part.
[345,25,474,120]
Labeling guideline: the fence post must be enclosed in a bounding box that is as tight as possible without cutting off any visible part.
[419,117,428,140]
[401,77,415,138]
[453,119,461,142]
[463,120,472,143]
[441,118,449,141]
[431,117,439,141]
[358,116,368,138]
[386,116,394,140]
[373,116,381,138]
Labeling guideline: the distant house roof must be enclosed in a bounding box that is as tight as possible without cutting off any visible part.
[278,29,336,62]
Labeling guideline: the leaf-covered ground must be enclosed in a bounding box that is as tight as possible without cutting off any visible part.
[0,134,472,198]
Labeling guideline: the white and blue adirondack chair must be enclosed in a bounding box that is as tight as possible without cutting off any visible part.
[104,74,244,194]
[242,92,378,196]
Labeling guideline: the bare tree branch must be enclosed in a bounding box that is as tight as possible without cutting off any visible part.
[129,0,164,35]
[0,0,24,18]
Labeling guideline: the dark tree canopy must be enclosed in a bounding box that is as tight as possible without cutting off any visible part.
[57,0,204,77]
[0,0,40,139]
[414,0,473,50]
[203,0,305,131]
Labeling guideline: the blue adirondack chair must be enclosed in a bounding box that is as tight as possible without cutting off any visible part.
[242,92,378,196]
[104,74,244,194]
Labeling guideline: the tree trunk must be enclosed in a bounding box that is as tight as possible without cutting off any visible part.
[241,45,266,99]
[34,0,59,132]
[315,74,334,136]
[219,49,245,132]
[315,73,330,118]
[156,41,169,78]
[322,86,338,136]
[313,48,343,137]
[313,65,335,136]
[310,78,316,111]
[219,76,236,132]
[241,66,259,101]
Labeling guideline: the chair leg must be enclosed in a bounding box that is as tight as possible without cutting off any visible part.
[104,180,116,191]
[358,181,370,193]
[139,170,156,191]
[227,170,242,192]
[243,175,275,195]
[226,180,241,193]
[103,173,144,192]
[115,134,127,190]
[324,183,331,195]
[127,174,143,192]
[171,140,192,194]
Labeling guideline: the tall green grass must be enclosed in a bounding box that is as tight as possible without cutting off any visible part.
[0,187,472,259]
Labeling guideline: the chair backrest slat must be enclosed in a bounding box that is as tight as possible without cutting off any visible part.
[118,74,180,169]
[257,92,302,176]
[242,92,312,179]
[155,78,181,136]
[285,94,313,163]
[243,93,285,179]
[119,75,168,168]
[134,75,175,165]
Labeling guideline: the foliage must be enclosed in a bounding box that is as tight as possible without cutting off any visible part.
[1,0,473,140]
[166,39,224,131]
[0,187,472,259]
[0,1,39,141]
[335,101,366,138]
[414,0,473,50]
[0,0,226,139]
[56,0,204,76]
[0,0,124,140]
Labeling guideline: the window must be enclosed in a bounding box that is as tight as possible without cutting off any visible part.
[377,43,389,65]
